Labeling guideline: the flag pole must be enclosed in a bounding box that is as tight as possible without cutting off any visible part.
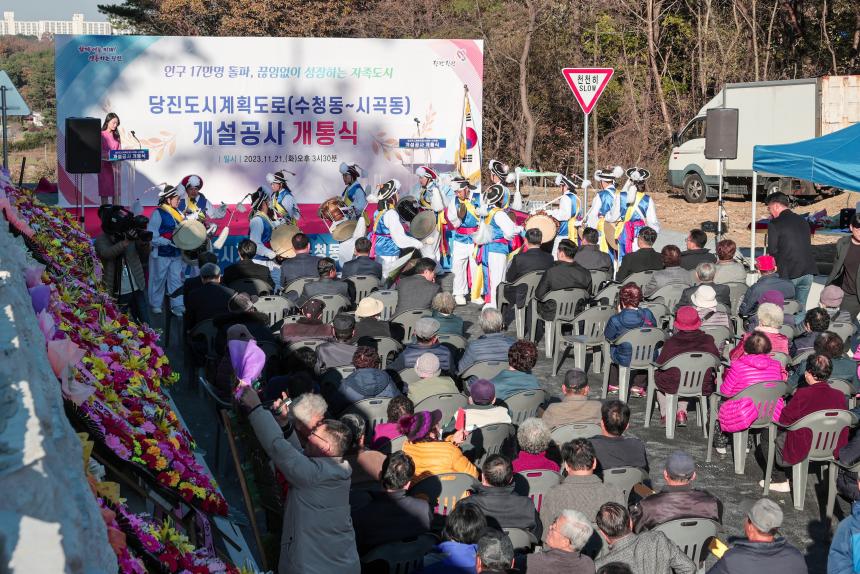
[457,85,468,177]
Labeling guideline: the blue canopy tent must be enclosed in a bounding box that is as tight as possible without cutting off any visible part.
[749,122,860,259]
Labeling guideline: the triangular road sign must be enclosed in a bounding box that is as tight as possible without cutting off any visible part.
[0,71,30,116]
[562,68,614,115]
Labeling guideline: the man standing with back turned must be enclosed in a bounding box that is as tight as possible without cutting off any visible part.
[765,192,816,313]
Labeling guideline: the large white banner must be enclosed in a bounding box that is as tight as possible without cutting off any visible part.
[55,35,484,209]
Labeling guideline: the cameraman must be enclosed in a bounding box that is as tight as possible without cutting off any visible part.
[95,205,152,325]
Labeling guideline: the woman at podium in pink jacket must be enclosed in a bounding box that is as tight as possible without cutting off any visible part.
[99,112,121,205]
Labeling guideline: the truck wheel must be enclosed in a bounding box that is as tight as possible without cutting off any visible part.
[765,180,782,196]
[683,173,707,203]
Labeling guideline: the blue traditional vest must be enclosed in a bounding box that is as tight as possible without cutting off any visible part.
[178,193,210,218]
[622,193,651,223]
[342,181,363,206]
[557,191,581,237]
[485,211,510,255]
[598,186,616,217]
[451,196,481,245]
[157,207,181,257]
[371,209,399,257]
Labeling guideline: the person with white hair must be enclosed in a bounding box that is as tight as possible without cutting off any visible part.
[584,166,623,257]
[512,417,560,473]
[524,509,595,574]
[289,393,329,444]
[146,184,186,317]
[457,307,516,374]
[268,169,301,224]
[368,179,424,278]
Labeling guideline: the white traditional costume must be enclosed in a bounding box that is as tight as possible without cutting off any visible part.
[146,185,186,316]
[368,179,424,278]
[248,187,281,286]
[471,184,523,308]
[445,177,482,305]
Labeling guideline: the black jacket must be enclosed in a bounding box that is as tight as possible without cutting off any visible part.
[827,235,860,305]
[185,283,236,331]
[298,277,354,306]
[342,255,383,280]
[279,253,322,288]
[617,247,664,281]
[394,275,441,315]
[213,311,276,353]
[706,537,806,574]
[223,259,275,289]
[680,248,717,271]
[676,282,731,310]
[459,484,543,540]
[573,244,613,274]
[504,247,554,307]
[629,483,723,533]
[355,318,392,340]
[350,490,433,553]
[535,261,592,320]
[767,209,816,279]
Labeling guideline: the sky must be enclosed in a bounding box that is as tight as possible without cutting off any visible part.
[3,0,118,21]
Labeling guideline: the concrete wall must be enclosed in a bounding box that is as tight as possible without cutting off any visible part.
[0,225,116,572]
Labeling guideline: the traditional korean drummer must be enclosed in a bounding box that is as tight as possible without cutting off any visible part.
[368,179,424,278]
[584,165,624,257]
[611,167,660,259]
[339,161,367,219]
[446,176,481,305]
[487,159,515,207]
[268,169,301,224]
[412,165,447,263]
[544,173,584,253]
[471,183,524,308]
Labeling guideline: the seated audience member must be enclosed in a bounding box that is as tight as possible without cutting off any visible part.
[489,340,541,400]
[605,282,658,397]
[539,439,625,534]
[458,308,516,375]
[407,353,460,405]
[713,238,747,284]
[818,284,852,324]
[535,239,592,321]
[590,400,649,473]
[715,332,787,455]
[790,307,829,357]
[327,346,400,414]
[460,454,542,539]
[431,292,465,335]
[421,504,486,573]
[831,474,860,569]
[523,510,594,574]
[598,564,632,574]
[314,314,358,374]
[504,227,554,308]
[512,418,560,473]
[394,257,441,315]
[462,379,512,428]
[400,409,478,480]
[654,307,719,427]
[744,290,796,333]
[237,387,360,573]
[676,262,730,310]
[353,296,392,339]
[629,451,723,533]
[389,318,455,374]
[689,285,732,331]
[708,498,806,574]
[340,413,386,485]
[279,232,321,289]
[342,236,382,280]
[680,228,716,271]
[213,292,275,352]
[574,227,613,274]
[755,354,847,492]
[222,238,275,289]
[350,451,432,553]
[185,262,236,331]
[730,302,790,359]
[541,368,602,428]
[475,533,515,574]
[179,251,218,299]
[616,226,662,281]
[643,245,693,298]
[371,395,414,449]
[738,255,795,315]
[297,257,353,306]
[279,299,334,343]
[789,331,858,390]
[593,502,696,574]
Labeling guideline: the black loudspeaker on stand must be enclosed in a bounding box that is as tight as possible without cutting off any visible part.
[65,117,101,222]
[704,108,739,244]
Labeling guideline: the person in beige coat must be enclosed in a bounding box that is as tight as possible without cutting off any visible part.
[239,387,360,574]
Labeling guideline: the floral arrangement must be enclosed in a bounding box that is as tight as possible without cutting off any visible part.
[2,173,227,515]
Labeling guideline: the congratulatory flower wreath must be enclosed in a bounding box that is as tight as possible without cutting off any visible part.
[1,173,227,516]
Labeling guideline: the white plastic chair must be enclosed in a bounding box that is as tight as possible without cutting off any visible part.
[645,352,720,439]
[601,327,665,402]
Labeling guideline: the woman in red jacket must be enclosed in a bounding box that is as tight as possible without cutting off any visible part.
[654,306,719,427]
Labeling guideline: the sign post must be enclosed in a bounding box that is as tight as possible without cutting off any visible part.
[561,67,614,193]
[0,71,31,171]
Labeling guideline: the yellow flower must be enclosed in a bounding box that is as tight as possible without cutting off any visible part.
[154,457,168,471]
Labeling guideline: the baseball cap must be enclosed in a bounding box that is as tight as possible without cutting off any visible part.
[414,317,440,339]
[414,352,441,378]
[332,314,356,332]
[664,450,695,477]
[355,297,384,318]
[820,285,844,308]
[469,379,496,405]
[756,255,777,272]
[747,498,783,532]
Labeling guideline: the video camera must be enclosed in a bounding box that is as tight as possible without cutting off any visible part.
[98,205,153,242]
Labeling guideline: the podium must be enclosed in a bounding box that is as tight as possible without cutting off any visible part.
[108,148,150,207]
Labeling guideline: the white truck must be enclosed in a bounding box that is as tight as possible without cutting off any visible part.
[668,76,860,202]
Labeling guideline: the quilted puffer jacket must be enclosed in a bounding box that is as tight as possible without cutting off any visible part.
[718,354,786,432]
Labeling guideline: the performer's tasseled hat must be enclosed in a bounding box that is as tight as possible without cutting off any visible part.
[339,162,365,179]
[266,170,290,187]
[181,174,203,189]
[594,166,624,183]
[485,183,507,207]
[626,167,651,182]
[415,166,438,181]
[251,186,270,210]
[158,184,179,203]
[376,179,401,201]
[451,176,477,192]
[555,174,579,193]
[488,159,515,183]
